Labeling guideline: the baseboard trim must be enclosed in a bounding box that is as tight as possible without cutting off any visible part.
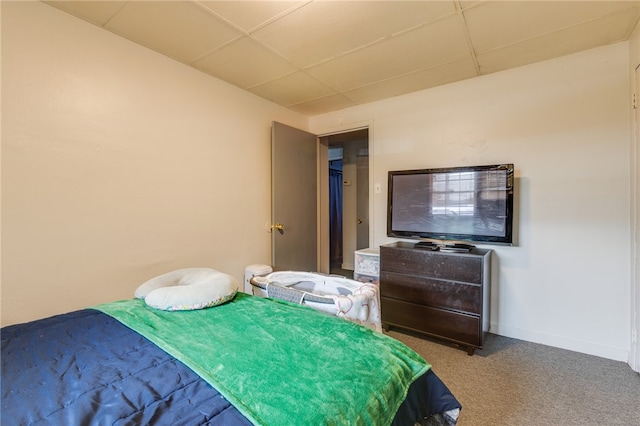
[490,321,629,362]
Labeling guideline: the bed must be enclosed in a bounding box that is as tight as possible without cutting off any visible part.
[2,271,461,426]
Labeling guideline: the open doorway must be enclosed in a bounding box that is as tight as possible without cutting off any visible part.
[322,128,369,278]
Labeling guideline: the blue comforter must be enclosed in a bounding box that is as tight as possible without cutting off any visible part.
[1,308,460,425]
[2,309,251,425]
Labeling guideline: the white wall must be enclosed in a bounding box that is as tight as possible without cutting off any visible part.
[341,142,358,270]
[1,1,307,325]
[310,43,632,361]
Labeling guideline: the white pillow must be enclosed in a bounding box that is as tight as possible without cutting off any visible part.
[135,268,238,311]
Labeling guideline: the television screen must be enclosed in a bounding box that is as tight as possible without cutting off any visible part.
[387,164,514,245]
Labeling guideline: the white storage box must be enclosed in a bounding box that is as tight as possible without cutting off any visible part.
[354,272,379,285]
[354,248,380,277]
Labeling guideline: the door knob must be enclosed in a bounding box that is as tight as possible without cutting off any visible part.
[271,223,285,234]
[357,219,363,224]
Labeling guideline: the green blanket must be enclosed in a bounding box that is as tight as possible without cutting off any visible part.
[94,293,430,426]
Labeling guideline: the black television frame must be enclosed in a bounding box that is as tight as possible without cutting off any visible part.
[387,163,515,245]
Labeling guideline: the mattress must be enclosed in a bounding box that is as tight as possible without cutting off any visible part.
[2,293,461,425]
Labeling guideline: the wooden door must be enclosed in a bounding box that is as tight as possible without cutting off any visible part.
[271,122,318,271]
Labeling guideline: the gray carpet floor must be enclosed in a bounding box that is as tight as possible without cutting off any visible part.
[387,330,640,426]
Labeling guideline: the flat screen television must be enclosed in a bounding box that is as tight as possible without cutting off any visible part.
[387,164,514,245]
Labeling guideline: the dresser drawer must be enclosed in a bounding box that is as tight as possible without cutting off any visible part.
[381,298,482,347]
[379,242,491,354]
[380,247,484,285]
[380,271,482,314]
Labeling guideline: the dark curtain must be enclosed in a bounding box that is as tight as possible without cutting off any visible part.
[329,160,343,266]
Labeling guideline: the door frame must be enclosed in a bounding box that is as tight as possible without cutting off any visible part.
[631,64,640,372]
[316,122,374,274]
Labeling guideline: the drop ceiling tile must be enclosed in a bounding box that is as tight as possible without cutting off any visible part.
[465,0,640,53]
[44,1,126,26]
[39,0,640,116]
[193,37,298,88]
[197,0,308,32]
[287,93,356,116]
[104,1,243,64]
[306,15,470,91]
[344,58,478,104]
[477,8,640,75]
[247,71,337,106]
[458,1,484,11]
[252,0,457,68]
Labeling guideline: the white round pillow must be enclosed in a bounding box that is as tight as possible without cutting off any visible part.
[135,268,239,311]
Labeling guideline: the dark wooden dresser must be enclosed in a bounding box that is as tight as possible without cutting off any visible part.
[380,241,491,355]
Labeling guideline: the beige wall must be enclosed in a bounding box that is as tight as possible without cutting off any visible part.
[1,1,307,325]
[310,42,632,362]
